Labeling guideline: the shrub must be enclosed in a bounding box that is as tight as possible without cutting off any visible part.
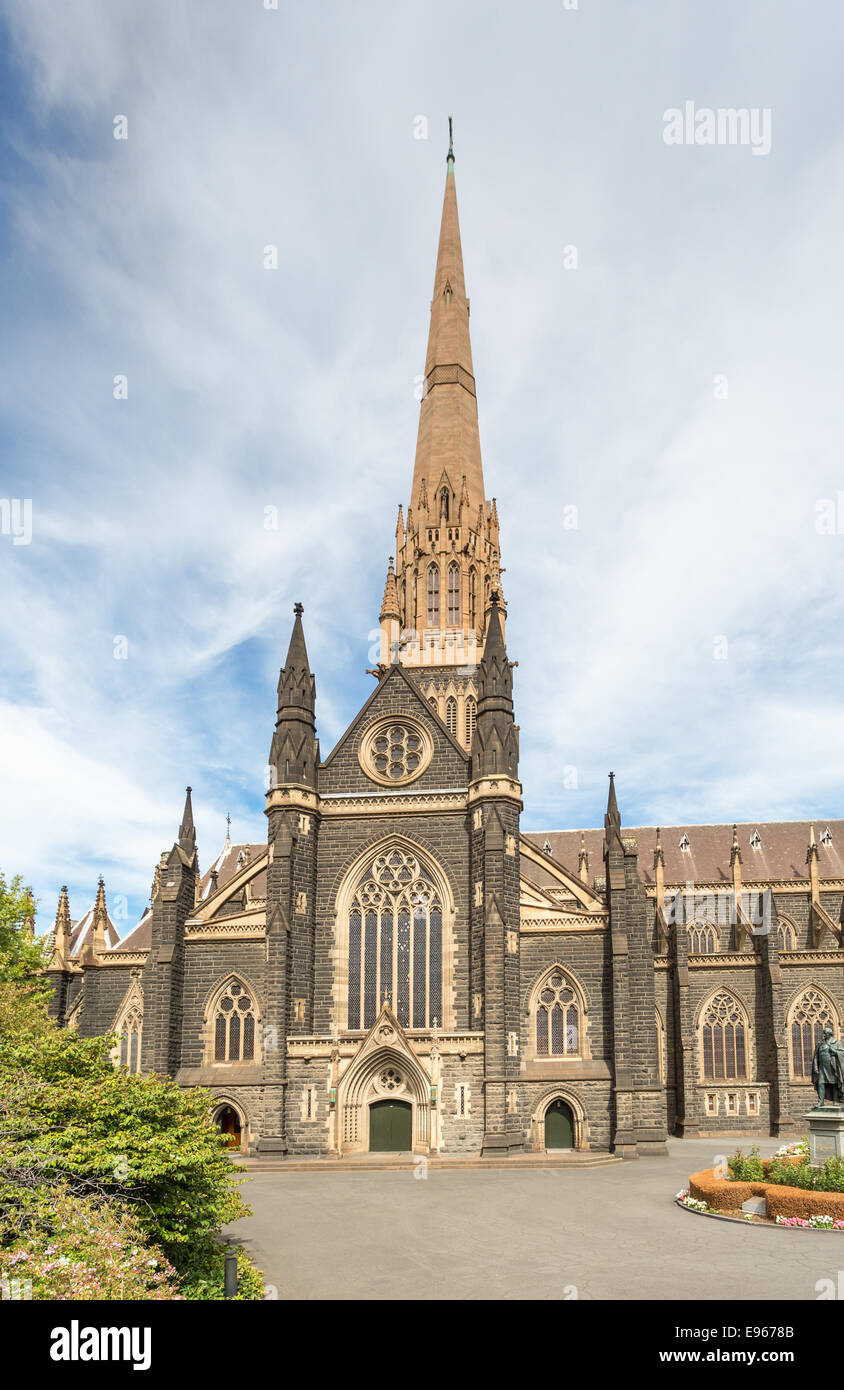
[0,960,263,1299]
[766,1155,815,1189]
[727,1145,765,1182]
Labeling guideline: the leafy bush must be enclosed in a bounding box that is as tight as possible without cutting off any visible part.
[182,1245,266,1301]
[0,872,264,1301]
[759,1153,844,1194]
[727,1145,765,1182]
[765,1154,815,1188]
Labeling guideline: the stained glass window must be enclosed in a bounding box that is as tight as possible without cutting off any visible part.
[790,988,835,1079]
[212,980,258,1063]
[701,992,747,1081]
[535,973,580,1057]
[347,850,444,1030]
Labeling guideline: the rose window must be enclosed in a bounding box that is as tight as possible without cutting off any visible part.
[359,717,433,786]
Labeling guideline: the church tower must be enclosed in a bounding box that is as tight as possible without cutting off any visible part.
[378,121,503,749]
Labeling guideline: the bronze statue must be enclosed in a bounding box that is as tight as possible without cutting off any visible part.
[811,1025,844,1108]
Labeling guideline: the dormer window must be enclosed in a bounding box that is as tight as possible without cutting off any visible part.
[679,834,690,852]
[543,839,553,856]
[236,850,245,869]
[821,827,833,847]
[749,831,761,850]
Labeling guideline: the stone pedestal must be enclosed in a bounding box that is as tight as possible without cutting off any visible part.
[807,1106,844,1165]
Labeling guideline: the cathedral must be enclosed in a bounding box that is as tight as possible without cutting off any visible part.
[45,135,844,1159]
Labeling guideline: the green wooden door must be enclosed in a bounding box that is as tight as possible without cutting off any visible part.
[369,1099,413,1152]
[545,1099,574,1150]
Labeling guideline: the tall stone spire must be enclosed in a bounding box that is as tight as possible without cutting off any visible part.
[382,121,505,746]
[269,602,317,789]
[410,118,485,520]
[179,786,196,855]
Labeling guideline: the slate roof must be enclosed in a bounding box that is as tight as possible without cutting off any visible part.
[523,821,844,886]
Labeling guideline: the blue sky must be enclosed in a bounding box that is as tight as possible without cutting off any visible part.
[1,0,843,934]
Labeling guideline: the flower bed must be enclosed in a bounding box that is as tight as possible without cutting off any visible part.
[687,1164,844,1226]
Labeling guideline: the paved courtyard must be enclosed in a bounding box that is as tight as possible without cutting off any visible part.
[224,1137,840,1300]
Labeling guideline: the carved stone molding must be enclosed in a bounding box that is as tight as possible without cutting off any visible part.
[320,790,467,816]
[101,951,149,967]
[519,915,608,933]
[687,953,760,967]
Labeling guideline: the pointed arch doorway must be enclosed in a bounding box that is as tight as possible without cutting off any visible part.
[214,1104,243,1150]
[369,1099,412,1152]
[545,1098,574,1151]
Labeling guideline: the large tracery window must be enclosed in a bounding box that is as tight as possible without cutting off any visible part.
[118,1006,142,1074]
[447,562,460,625]
[213,979,257,1063]
[790,988,836,1079]
[688,923,717,954]
[701,991,747,1081]
[427,563,440,626]
[347,849,442,1032]
[535,972,581,1057]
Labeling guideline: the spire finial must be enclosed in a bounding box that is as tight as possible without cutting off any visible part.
[294,601,304,616]
[447,115,454,163]
[225,812,231,848]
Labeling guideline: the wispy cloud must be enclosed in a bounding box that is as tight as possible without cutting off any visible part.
[1,1,842,930]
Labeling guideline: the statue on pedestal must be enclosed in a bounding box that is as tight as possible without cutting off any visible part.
[811,1025,844,1108]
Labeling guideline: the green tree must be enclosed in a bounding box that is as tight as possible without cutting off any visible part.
[0,870,47,984]
[0,960,262,1297]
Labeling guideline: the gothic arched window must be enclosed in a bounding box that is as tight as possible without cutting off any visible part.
[347,849,443,1032]
[465,696,477,746]
[117,1005,142,1074]
[701,991,747,1081]
[468,567,477,626]
[777,918,796,952]
[440,487,450,522]
[447,562,460,625]
[427,564,440,626]
[212,979,257,1063]
[688,923,717,954]
[790,988,837,1079]
[445,696,457,738]
[535,971,581,1058]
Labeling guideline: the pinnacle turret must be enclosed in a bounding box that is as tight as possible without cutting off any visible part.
[472,593,518,779]
[380,558,400,624]
[269,602,317,788]
[50,884,71,968]
[179,785,196,854]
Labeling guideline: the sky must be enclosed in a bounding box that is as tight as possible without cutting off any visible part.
[1,0,842,935]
